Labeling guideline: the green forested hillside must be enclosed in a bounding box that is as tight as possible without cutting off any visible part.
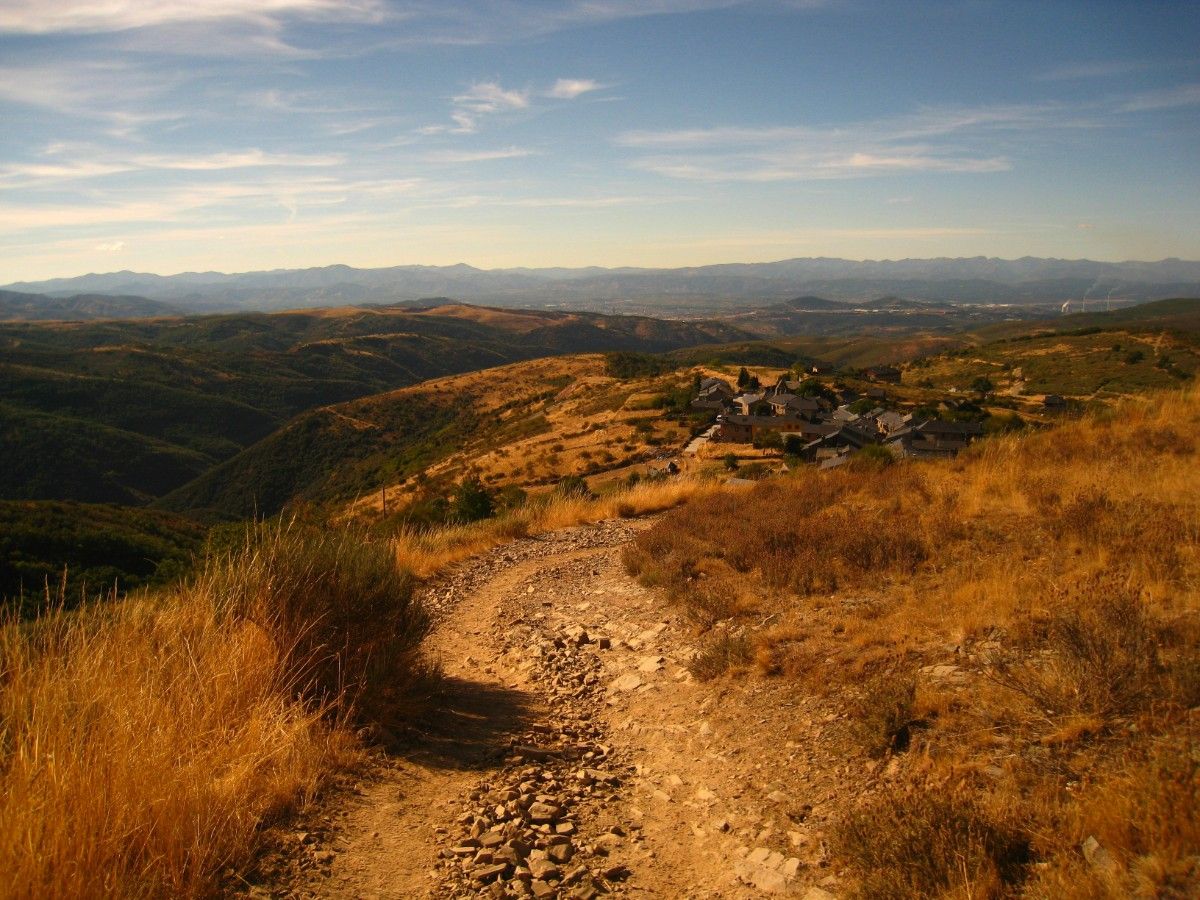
[1,303,750,505]
[0,501,206,612]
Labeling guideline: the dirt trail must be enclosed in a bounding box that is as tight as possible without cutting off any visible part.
[268,519,851,899]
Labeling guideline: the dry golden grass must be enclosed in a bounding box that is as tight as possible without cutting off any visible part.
[393,475,719,577]
[0,525,427,899]
[627,384,1200,898]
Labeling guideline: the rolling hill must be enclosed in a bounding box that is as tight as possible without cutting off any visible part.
[0,289,180,321]
[0,303,751,505]
[158,354,702,520]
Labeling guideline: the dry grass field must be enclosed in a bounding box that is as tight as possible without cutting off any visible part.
[625,384,1199,898]
[342,354,703,518]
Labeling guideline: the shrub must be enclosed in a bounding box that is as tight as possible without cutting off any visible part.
[723,453,739,471]
[990,574,1160,720]
[451,477,495,523]
[0,521,424,898]
[849,670,918,757]
[852,443,895,468]
[834,791,1030,899]
[555,474,591,499]
[688,631,753,680]
[753,430,784,451]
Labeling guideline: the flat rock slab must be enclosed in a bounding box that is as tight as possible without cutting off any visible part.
[610,673,643,692]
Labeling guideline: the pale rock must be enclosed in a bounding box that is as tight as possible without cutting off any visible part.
[610,674,643,692]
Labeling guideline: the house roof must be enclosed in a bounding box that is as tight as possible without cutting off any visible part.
[913,419,984,436]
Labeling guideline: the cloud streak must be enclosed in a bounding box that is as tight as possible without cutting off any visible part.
[0,0,384,34]
[547,78,605,99]
[614,95,1184,183]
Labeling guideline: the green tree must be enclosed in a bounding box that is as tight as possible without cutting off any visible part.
[754,430,784,452]
[737,367,751,389]
[451,478,494,523]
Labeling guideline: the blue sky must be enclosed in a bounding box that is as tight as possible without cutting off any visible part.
[1,0,1198,280]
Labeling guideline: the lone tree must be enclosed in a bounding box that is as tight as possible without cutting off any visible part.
[737,367,751,389]
[970,375,995,395]
[451,477,494,523]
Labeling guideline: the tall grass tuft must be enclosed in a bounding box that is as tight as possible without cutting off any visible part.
[0,520,426,899]
[199,521,428,723]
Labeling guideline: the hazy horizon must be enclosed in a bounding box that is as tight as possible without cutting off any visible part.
[8,252,1200,288]
[2,1,1198,282]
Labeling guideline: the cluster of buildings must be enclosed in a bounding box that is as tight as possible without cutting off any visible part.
[692,372,984,467]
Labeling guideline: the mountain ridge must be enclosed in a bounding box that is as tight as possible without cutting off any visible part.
[7,256,1199,315]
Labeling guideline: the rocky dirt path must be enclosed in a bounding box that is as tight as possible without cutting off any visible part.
[268,519,852,899]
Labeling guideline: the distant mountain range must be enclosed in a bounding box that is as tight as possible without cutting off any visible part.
[5,256,1199,315]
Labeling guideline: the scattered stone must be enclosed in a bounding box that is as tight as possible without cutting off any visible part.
[474,863,510,883]
[528,857,561,881]
[610,673,643,692]
[1082,835,1117,873]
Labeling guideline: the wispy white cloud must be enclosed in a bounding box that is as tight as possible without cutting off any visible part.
[427,148,534,163]
[454,82,530,114]
[0,0,384,34]
[94,240,126,253]
[0,149,343,189]
[614,100,1145,182]
[1037,59,1156,81]
[132,150,344,170]
[422,81,531,134]
[1115,83,1200,112]
[547,78,605,99]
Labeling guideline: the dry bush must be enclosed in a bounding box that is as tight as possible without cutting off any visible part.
[688,631,753,681]
[679,576,743,627]
[990,574,1161,721]
[626,470,935,618]
[849,669,919,757]
[1026,733,1200,899]
[834,789,1030,900]
[0,521,431,898]
[398,476,715,578]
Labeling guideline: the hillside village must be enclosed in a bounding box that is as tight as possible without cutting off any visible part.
[693,367,990,468]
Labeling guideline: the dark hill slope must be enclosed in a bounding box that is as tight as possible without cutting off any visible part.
[0,289,178,321]
[0,501,205,613]
[158,355,598,519]
[975,297,1200,341]
[1,303,750,504]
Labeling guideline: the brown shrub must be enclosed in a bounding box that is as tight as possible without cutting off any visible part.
[849,669,919,757]
[201,521,429,724]
[688,631,753,681]
[834,789,1030,899]
[990,574,1161,720]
